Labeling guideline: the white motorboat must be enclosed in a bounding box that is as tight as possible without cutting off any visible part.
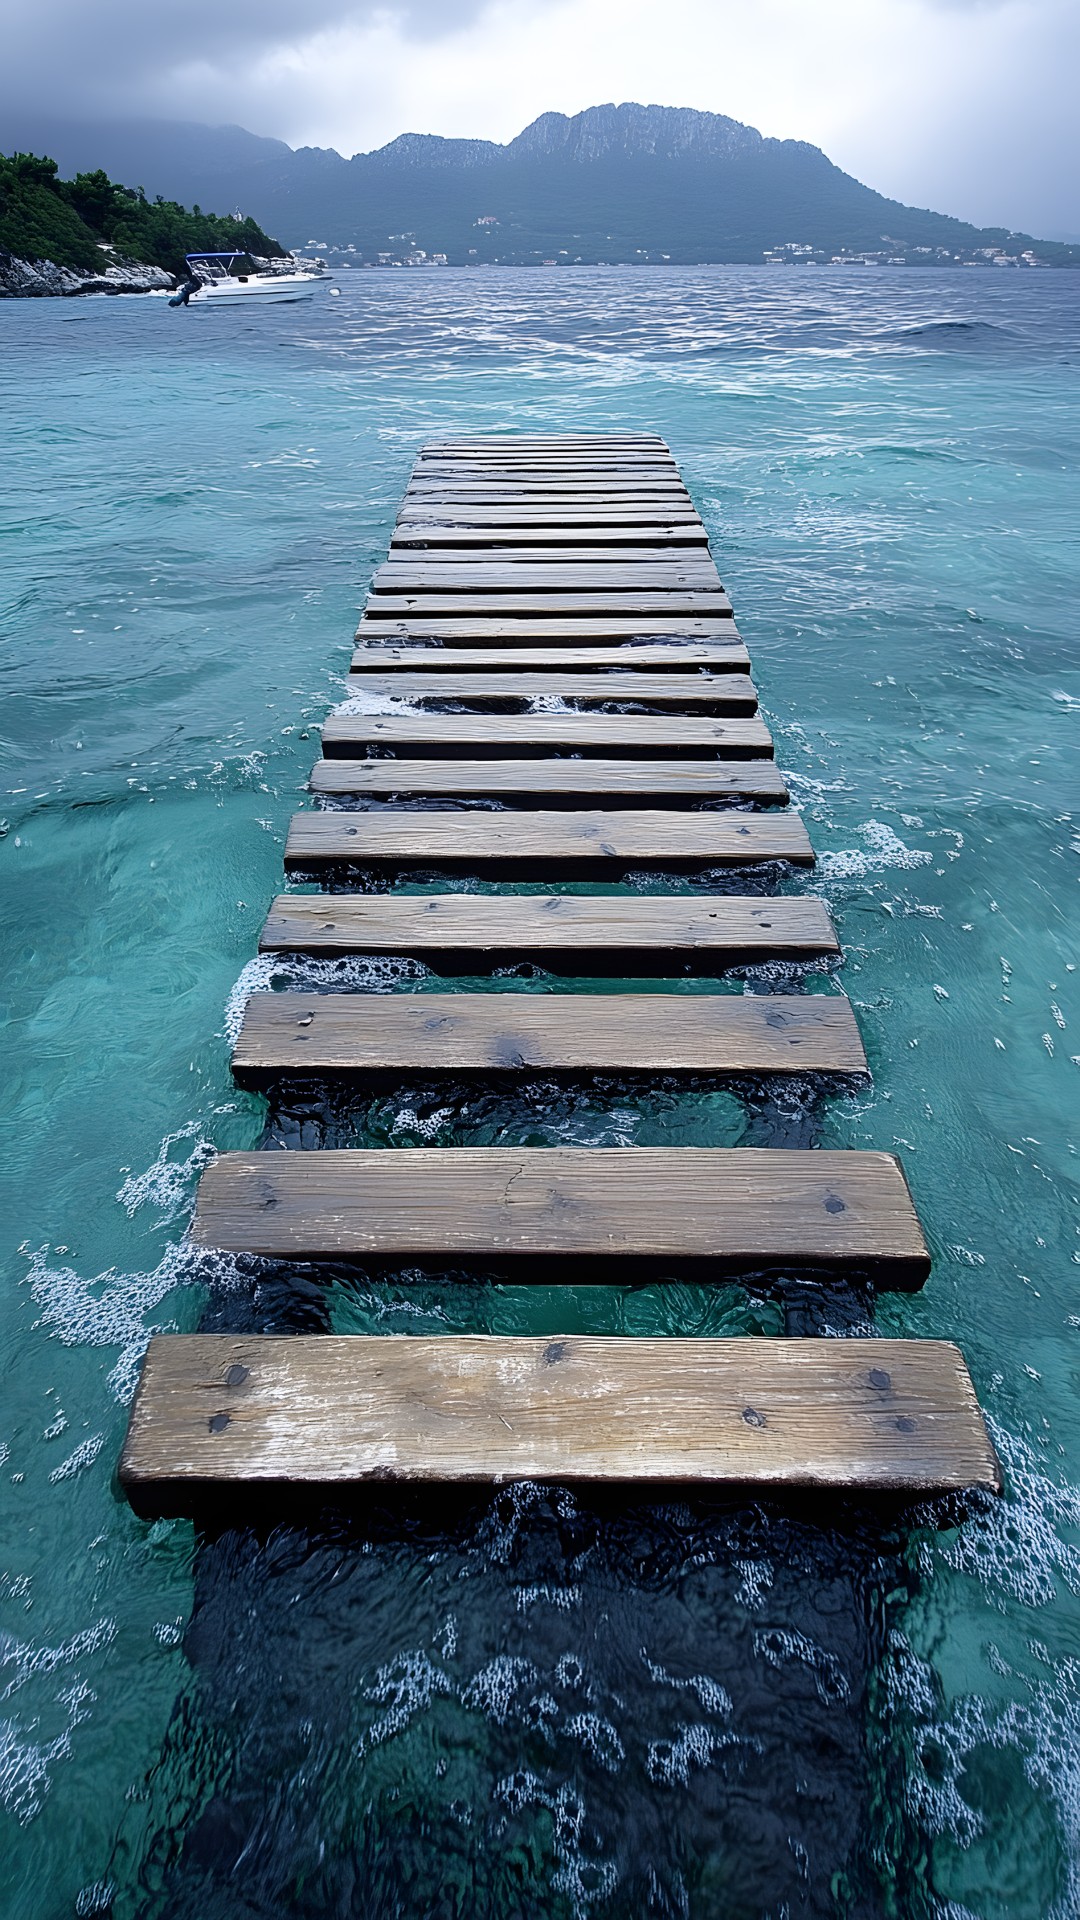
[171,251,329,307]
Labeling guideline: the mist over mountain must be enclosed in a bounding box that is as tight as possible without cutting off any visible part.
[5,102,1075,267]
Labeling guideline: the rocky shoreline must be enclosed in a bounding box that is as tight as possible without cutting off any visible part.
[0,249,305,297]
[0,248,174,296]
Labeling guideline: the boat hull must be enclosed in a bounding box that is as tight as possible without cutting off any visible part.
[190,276,326,306]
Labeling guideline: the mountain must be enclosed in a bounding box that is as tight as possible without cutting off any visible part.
[4,103,1076,268]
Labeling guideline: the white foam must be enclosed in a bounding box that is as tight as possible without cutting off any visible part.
[817,819,932,881]
[564,1712,625,1772]
[460,1655,538,1724]
[752,1626,851,1703]
[494,1770,618,1910]
[390,1105,455,1141]
[892,1419,1080,1916]
[334,689,423,715]
[24,1240,245,1404]
[889,1622,1080,1919]
[116,1122,217,1223]
[943,1418,1080,1609]
[0,1617,116,1824]
[645,1722,750,1787]
[642,1650,733,1715]
[75,1884,115,1917]
[516,1584,582,1613]
[222,952,431,1045]
[360,1649,452,1753]
[47,1435,104,1485]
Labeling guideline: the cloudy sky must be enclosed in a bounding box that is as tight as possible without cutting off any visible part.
[2,0,1077,236]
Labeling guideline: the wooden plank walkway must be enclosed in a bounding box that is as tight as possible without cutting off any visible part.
[120,431,998,1506]
[191,1147,929,1282]
[364,593,734,620]
[320,712,773,756]
[384,546,718,566]
[391,525,710,547]
[395,508,705,527]
[335,670,759,709]
[350,641,752,671]
[258,893,838,966]
[372,563,723,592]
[309,756,790,802]
[232,991,867,1084]
[355,616,739,642]
[282,809,813,871]
[120,1336,1000,1502]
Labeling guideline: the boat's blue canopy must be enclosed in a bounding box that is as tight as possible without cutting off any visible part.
[185,251,248,264]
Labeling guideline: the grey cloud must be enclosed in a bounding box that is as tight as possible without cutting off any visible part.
[0,0,503,121]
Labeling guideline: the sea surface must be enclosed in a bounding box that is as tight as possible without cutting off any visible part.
[1,267,1077,1919]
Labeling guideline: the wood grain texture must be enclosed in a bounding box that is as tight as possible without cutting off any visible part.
[257,892,838,966]
[415,448,677,461]
[190,1146,927,1279]
[350,642,751,672]
[282,808,812,870]
[404,487,692,502]
[120,1334,999,1502]
[396,508,703,527]
[410,479,685,494]
[387,544,713,564]
[363,594,735,619]
[371,563,723,593]
[309,756,788,801]
[392,525,708,546]
[232,991,866,1082]
[321,711,772,756]
[354,617,738,641]
[411,459,680,470]
[333,671,758,710]
[421,435,669,447]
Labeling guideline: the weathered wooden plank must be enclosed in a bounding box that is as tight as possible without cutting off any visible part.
[120,1333,999,1507]
[257,893,836,969]
[364,594,735,620]
[423,443,668,454]
[396,508,703,527]
[334,671,758,710]
[404,485,691,499]
[391,527,709,547]
[389,543,712,564]
[232,991,865,1083]
[355,616,739,642]
[422,434,669,446]
[413,469,679,482]
[189,1146,927,1281]
[416,446,676,458]
[414,471,682,486]
[309,757,788,802]
[371,564,722,593]
[350,642,751,672]
[418,441,674,453]
[416,459,679,473]
[412,473,683,488]
[321,711,772,757]
[282,808,812,871]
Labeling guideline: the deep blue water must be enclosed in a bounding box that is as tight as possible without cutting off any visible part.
[1,267,1078,1919]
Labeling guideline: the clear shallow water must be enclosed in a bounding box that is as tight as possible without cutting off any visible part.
[1,268,1078,1918]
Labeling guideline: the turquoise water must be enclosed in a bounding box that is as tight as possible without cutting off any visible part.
[1,269,1078,1918]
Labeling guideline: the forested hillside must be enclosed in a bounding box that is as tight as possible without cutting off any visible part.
[0,151,283,274]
